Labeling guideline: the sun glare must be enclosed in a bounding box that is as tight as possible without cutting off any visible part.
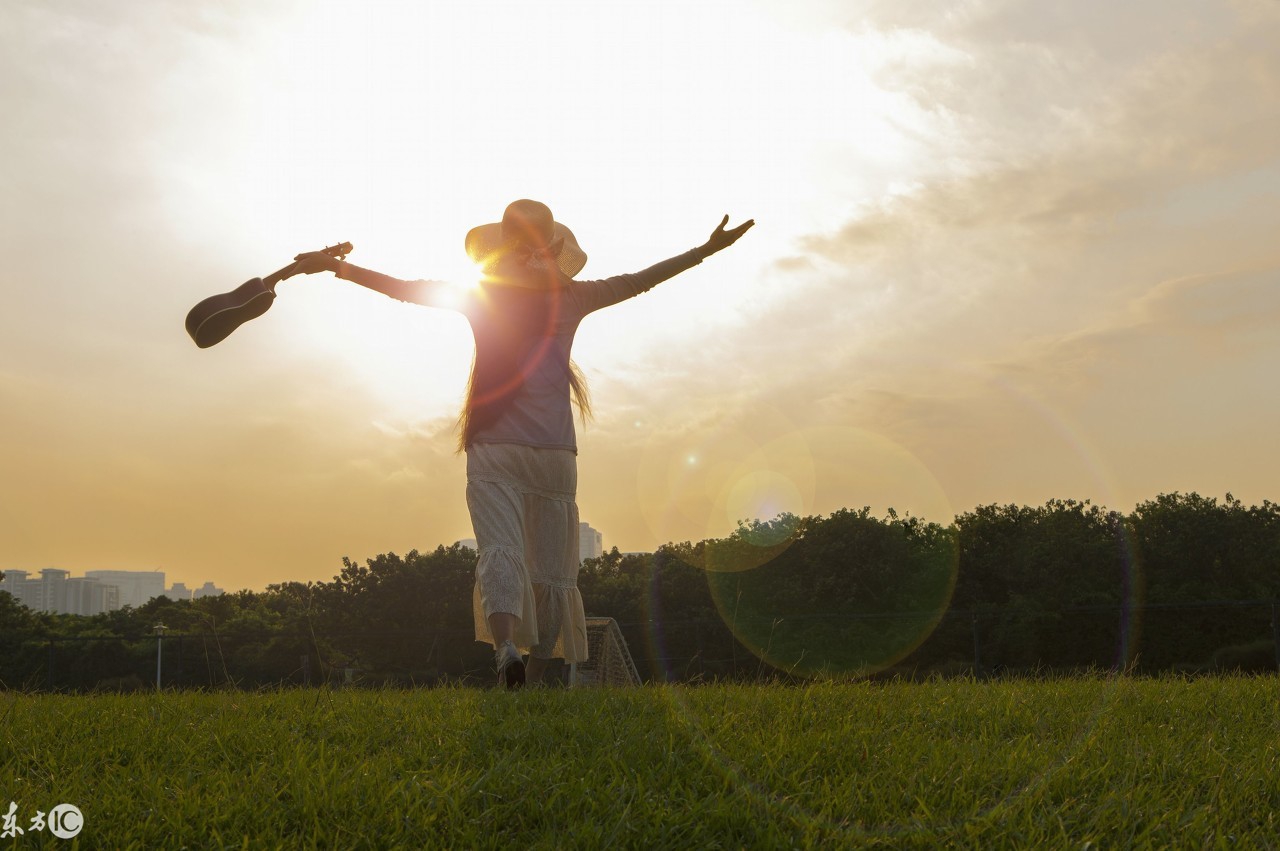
[450,259,485,292]
[229,0,909,426]
[421,259,484,312]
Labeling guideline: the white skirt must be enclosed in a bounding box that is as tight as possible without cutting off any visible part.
[466,442,589,663]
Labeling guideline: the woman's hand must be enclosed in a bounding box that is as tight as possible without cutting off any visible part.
[263,251,338,289]
[699,215,755,258]
[291,251,341,275]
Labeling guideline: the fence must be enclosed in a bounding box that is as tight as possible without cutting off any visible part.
[6,600,1278,691]
[618,599,1280,681]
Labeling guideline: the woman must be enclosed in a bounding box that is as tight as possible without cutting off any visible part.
[293,200,753,687]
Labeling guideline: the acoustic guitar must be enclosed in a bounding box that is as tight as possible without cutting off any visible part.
[185,241,353,348]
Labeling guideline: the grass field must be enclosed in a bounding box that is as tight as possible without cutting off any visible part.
[1,676,1277,849]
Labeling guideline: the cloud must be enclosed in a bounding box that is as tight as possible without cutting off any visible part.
[370,0,1280,543]
[1131,267,1280,335]
[7,0,1280,582]
[572,0,1280,533]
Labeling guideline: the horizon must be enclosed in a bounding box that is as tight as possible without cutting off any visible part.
[4,1,1279,593]
[2,489,1260,598]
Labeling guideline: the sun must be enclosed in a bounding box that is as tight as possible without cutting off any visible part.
[448,258,485,292]
[269,251,483,421]
[420,258,485,312]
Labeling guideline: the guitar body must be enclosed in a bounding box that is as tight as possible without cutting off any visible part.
[185,277,276,349]
[184,242,351,348]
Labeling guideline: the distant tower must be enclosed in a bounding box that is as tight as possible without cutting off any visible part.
[578,522,603,565]
[0,570,33,609]
[193,581,224,599]
[167,582,193,601]
[39,568,70,614]
[85,570,166,609]
[2,570,119,615]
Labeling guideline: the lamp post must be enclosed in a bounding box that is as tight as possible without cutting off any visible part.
[154,623,168,690]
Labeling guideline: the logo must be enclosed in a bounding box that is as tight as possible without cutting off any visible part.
[49,804,84,839]
[2,801,83,839]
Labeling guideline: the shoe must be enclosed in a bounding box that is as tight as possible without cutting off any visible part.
[496,640,525,690]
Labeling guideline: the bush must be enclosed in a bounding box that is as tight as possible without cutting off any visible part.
[1210,640,1277,673]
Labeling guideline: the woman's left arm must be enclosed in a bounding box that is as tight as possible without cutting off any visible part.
[572,215,754,314]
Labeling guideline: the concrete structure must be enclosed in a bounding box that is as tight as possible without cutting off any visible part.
[0,568,120,615]
[2,568,221,615]
[167,582,193,601]
[1,569,32,608]
[85,570,166,609]
[40,568,70,612]
[578,522,603,565]
[2,570,31,610]
[193,581,224,599]
[64,575,120,616]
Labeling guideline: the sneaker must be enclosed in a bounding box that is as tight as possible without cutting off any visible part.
[495,640,525,690]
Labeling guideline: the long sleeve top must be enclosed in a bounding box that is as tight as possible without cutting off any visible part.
[339,249,705,452]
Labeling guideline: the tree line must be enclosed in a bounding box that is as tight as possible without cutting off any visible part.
[1,492,1277,690]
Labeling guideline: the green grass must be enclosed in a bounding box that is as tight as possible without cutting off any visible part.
[1,677,1278,849]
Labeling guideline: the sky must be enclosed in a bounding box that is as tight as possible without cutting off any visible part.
[2,0,1278,593]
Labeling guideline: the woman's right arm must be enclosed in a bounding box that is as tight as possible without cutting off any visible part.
[290,251,457,308]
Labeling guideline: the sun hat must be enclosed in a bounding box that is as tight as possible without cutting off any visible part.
[465,199,588,280]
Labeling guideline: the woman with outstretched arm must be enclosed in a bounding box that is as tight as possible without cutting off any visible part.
[292,200,753,687]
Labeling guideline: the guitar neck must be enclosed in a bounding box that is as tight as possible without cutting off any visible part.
[262,242,352,292]
[263,261,304,292]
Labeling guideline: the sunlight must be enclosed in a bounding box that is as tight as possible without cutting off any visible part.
[444,257,485,293]
[272,279,475,422]
[207,0,922,423]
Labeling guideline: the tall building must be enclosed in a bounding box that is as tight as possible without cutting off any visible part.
[40,568,70,613]
[2,568,222,615]
[64,576,120,616]
[84,570,166,608]
[0,569,119,615]
[578,522,603,565]
[1,569,32,608]
[193,581,225,599]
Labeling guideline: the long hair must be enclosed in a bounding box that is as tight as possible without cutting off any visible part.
[456,263,592,451]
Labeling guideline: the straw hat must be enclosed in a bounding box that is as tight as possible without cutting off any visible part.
[465,199,588,280]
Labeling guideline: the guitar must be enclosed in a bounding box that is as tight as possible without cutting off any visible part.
[185,241,353,348]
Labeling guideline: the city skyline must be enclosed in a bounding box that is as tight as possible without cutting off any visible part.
[1,567,224,616]
[577,522,604,567]
[3,1,1278,592]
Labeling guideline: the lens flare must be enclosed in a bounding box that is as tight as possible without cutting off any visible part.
[632,375,1148,840]
[437,259,486,304]
[703,520,959,678]
[634,416,962,679]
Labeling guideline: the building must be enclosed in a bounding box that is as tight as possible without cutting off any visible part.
[0,569,120,616]
[85,570,166,609]
[64,575,120,616]
[578,522,603,565]
[1,569,36,610]
[455,538,478,552]
[1,569,32,609]
[2,568,225,615]
[39,568,70,612]
[193,581,224,599]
